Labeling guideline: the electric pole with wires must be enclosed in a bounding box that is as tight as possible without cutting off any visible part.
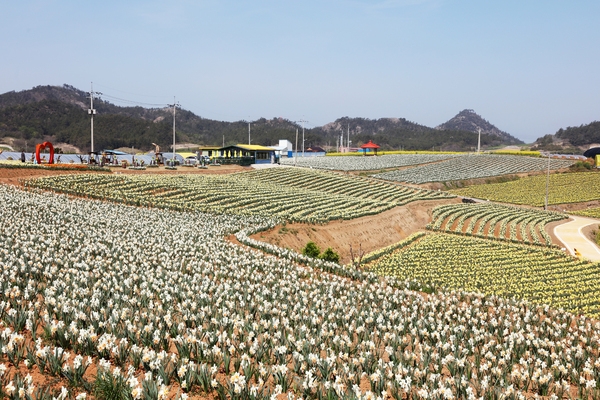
[168,97,180,167]
[87,82,102,154]
[298,119,307,157]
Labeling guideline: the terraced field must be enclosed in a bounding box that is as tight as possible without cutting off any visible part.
[240,167,451,205]
[369,233,600,317]
[374,154,574,183]
[5,168,600,398]
[427,202,567,246]
[26,168,453,223]
[279,153,459,170]
[452,171,600,206]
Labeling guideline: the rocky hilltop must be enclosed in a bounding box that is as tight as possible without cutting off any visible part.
[436,109,522,144]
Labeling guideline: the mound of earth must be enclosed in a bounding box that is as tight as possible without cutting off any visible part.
[251,198,461,264]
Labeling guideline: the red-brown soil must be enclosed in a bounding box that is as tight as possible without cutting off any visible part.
[0,164,249,187]
[250,198,461,265]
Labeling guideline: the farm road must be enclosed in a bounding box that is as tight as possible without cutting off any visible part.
[554,216,600,261]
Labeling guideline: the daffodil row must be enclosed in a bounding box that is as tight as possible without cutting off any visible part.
[369,233,600,317]
[374,154,574,183]
[451,171,600,206]
[24,173,392,223]
[4,185,600,397]
[427,202,567,246]
[238,167,453,206]
[279,153,460,171]
[25,169,451,224]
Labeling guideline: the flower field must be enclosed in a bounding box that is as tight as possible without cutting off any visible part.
[25,169,453,224]
[427,202,567,246]
[373,155,574,183]
[239,168,453,206]
[279,154,459,171]
[452,171,600,206]
[369,233,600,317]
[4,185,600,398]
[573,208,600,219]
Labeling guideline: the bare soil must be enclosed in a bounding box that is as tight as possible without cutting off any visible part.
[582,223,599,243]
[0,164,249,187]
[545,219,569,248]
[250,198,461,264]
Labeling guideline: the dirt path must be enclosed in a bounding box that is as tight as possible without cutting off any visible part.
[251,198,461,264]
[554,215,600,261]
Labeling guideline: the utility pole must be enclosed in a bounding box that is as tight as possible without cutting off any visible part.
[294,129,298,167]
[169,97,180,166]
[347,124,350,152]
[248,119,251,145]
[87,82,102,154]
[477,128,481,154]
[545,152,551,210]
[223,135,225,147]
[298,119,307,157]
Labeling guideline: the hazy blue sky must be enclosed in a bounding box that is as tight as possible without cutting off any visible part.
[1,0,598,142]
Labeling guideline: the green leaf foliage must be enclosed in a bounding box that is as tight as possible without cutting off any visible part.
[302,241,321,258]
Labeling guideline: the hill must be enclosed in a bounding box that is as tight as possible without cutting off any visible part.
[532,120,600,152]
[436,109,523,144]
[312,116,504,151]
[0,85,516,152]
[0,85,303,152]
[555,121,600,147]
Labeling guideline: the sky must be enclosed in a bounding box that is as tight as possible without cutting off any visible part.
[1,0,599,143]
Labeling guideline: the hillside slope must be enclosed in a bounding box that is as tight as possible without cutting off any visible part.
[436,109,522,144]
[0,85,518,152]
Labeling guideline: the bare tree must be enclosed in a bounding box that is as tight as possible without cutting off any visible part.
[349,244,365,269]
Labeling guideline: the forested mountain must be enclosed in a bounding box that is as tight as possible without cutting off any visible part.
[532,121,600,152]
[555,121,600,146]
[312,116,503,151]
[0,85,517,152]
[436,109,522,144]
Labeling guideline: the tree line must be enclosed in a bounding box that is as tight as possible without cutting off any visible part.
[0,85,508,152]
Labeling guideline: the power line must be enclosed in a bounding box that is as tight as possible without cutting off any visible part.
[100,93,170,108]
[93,82,170,99]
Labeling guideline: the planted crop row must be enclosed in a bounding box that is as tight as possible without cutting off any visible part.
[239,167,453,205]
[374,154,574,183]
[279,153,459,171]
[26,169,453,224]
[3,185,600,398]
[427,203,567,246]
[452,171,600,206]
[370,233,600,317]
[26,174,390,224]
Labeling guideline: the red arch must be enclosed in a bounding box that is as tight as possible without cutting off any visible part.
[35,141,55,164]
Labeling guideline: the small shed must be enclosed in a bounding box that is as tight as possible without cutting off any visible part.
[360,140,380,156]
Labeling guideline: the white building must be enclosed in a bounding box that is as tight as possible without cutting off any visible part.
[269,140,294,158]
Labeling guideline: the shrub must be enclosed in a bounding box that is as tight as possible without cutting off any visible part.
[571,160,593,170]
[302,241,320,258]
[320,247,340,263]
